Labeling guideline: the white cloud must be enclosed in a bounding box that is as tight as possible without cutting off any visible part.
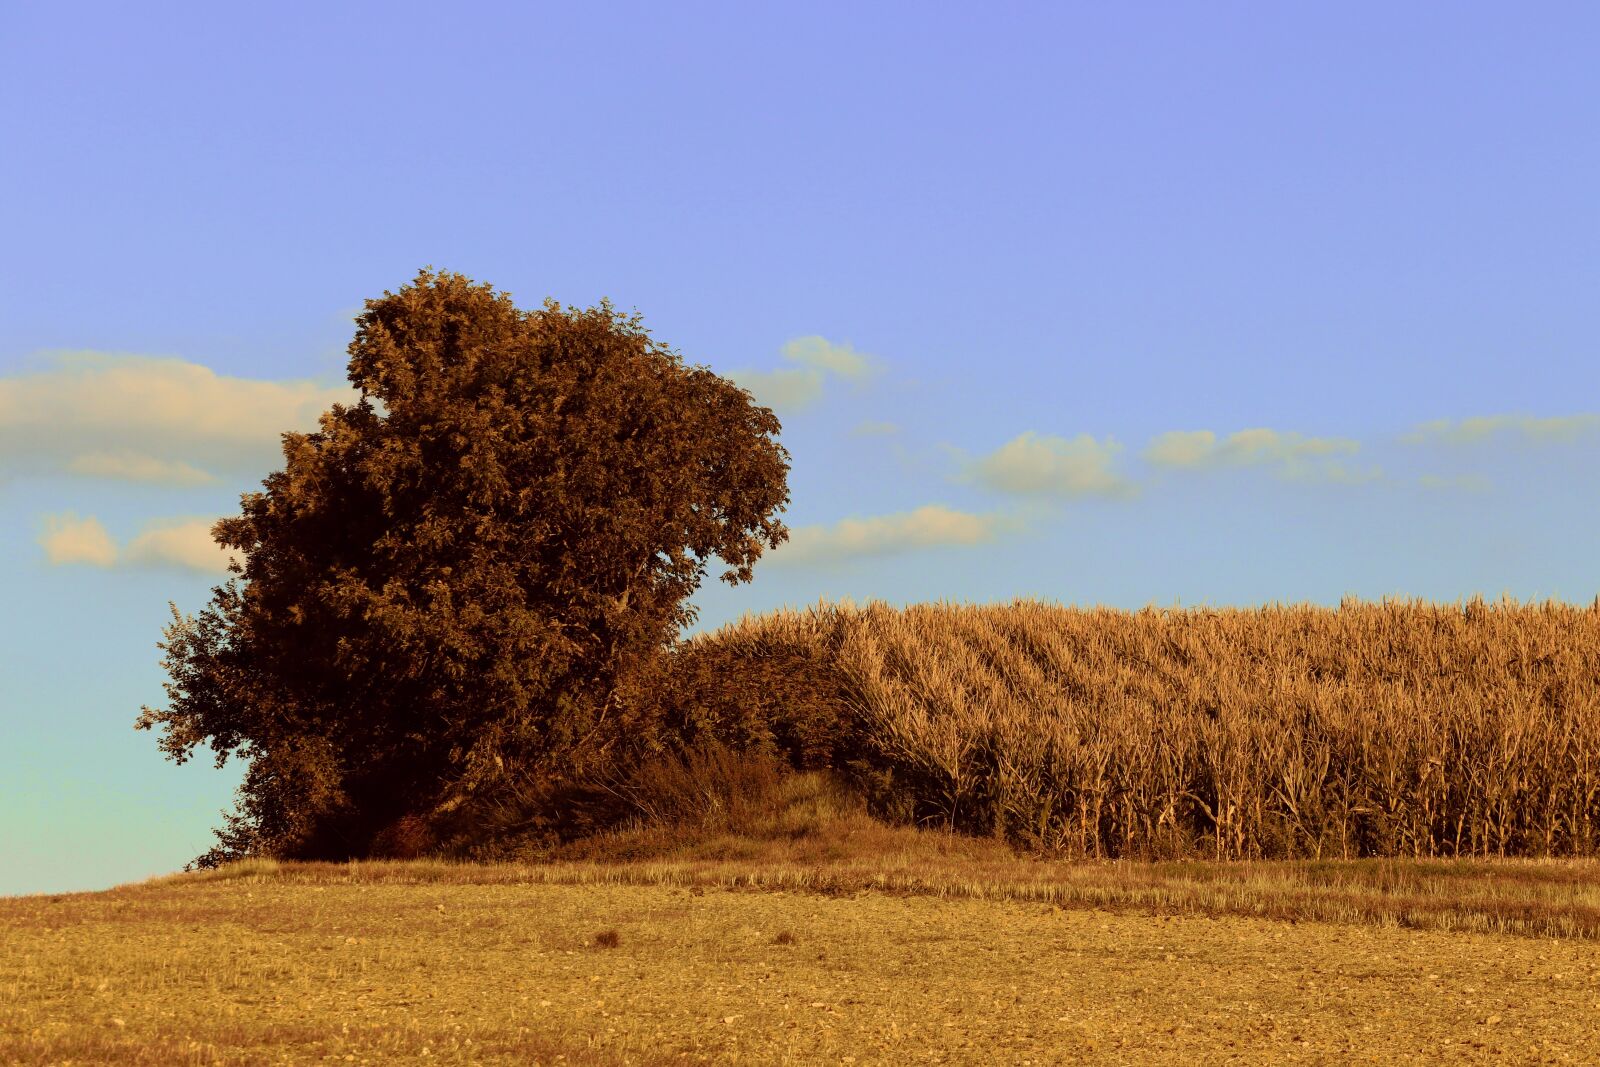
[124,518,235,574]
[1402,414,1600,445]
[38,513,118,567]
[0,351,356,483]
[1145,428,1360,469]
[729,335,881,412]
[1418,473,1492,491]
[1298,461,1385,485]
[851,420,900,437]
[1143,430,1218,468]
[64,450,216,486]
[1143,427,1363,482]
[35,512,234,573]
[780,336,876,381]
[729,365,826,410]
[771,504,1012,564]
[969,431,1133,497]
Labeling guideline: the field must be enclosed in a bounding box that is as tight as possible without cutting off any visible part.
[686,597,1600,860]
[7,845,1600,1065]
[15,596,1600,1063]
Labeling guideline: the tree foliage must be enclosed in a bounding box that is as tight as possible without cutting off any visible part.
[137,269,790,862]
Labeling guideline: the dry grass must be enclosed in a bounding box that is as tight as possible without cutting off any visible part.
[129,773,1600,943]
[8,855,1600,1064]
[694,595,1600,860]
[10,778,1600,1063]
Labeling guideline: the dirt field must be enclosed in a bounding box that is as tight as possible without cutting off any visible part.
[6,872,1600,1064]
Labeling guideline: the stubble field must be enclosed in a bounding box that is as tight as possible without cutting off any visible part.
[6,858,1600,1065]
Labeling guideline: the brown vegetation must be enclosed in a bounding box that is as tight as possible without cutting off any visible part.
[160,773,1600,943]
[136,269,791,866]
[684,595,1600,861]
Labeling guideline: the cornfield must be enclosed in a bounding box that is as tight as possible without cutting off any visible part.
[687,596,1600,860]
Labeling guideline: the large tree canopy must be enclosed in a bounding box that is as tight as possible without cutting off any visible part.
[137,269,790,861]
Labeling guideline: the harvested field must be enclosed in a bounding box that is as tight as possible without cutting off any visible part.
[6,862,1600,1064]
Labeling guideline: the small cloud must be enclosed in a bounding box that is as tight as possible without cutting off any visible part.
[124,518,234,574]
[1143,430,1216,468]
[1303,461,1385,485]
[729,335,882,412]
[780,336,877,382]
[771,504,1013,565]
[36,512,235,573]
[65,451,215,486]
[1419,473,1492,492]
[1402,414,1600,445]
[729,365,825,410]
[38,513,118,567]
[1143,427,1361,482]
[1145,427,1360,469]
[0,351,355,483]
[851,420,900,437]
[968,431,1133,498]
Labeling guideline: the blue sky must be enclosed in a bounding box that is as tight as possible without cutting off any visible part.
[3,2,1597,896]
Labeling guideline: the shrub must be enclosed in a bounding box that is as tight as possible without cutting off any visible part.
[368,814,436,860]
[646,637,857,771]
[619,739,790,832]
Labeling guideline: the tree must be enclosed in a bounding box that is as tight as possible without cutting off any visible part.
[137,269,790,863]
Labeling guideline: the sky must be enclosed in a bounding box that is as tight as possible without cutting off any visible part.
[3,2,1597,896]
